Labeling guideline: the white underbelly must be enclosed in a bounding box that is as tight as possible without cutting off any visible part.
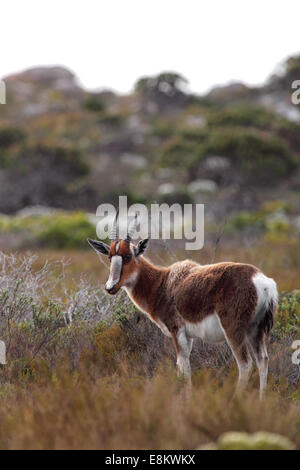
[185,313,225,344]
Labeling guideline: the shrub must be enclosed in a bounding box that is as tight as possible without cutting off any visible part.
[0,252,110,377]
[0,145,91,213]
[276,120,300,151]
[265,219,292,242]
[94,324,129,374]
[157,127,296,185]
[135,72,188,99]
[82,94,105,112]
[37,212,97,249]
[227,211,266,232]
[0,127,25,149]
[207,105,276,129]
[227,202,293,236]
[151,122,177,138]
[0,253,66,373]
[26,145,89,177]
[274,291,300,338]
[203,128,296,184]
[158,135,204,170]
[97,112,124,127]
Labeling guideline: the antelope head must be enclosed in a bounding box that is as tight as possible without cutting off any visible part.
[87,211,149,295]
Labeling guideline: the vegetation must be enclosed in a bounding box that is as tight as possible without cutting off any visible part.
[97,112,124,128]
[274,291,300,338]
[207,105,276,129]
[227,201,293,234]
[0,211,97,249]
[0,250,299,449]
[0,145,92,213]
[37,212,97,249]
[0,127,25,149]
[82,94,106,112]
[0,55,300,215]
[157,125,297,185]
[135,72,188,100]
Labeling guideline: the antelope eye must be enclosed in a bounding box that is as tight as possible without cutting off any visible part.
[124,254,131,263]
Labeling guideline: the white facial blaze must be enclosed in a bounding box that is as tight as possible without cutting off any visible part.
[106,255,122,290]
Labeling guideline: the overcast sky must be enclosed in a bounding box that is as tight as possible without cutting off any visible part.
[1,1,299,94]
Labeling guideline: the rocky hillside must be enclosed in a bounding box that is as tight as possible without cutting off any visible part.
[1,56,300,227]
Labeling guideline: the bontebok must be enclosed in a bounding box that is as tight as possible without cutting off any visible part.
[88,212,278,398]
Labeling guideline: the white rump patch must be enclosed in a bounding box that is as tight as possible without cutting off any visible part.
[185,313,225,344]
[252,272,278,315]
[106,255,122,290]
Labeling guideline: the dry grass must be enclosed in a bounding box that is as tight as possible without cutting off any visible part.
[0,363,299,450]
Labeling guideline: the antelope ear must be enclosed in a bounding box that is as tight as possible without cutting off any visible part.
[135,238,149,257]
[87,238,110,255]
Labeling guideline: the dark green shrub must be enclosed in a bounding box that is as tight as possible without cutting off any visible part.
[158,136,204,170]
[29,145,89,177]
[158,127,296,185]
[151,122,177,138]
[135,72,188,98]
[178,128,209,143]
[0,127,25,149]
[82,94,105,112]
[276,120,300,151]
[207,105,276,129]
[97,113,124,127]
[203,128,297,184]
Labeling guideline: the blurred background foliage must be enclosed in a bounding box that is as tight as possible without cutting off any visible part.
[0,54,300,250]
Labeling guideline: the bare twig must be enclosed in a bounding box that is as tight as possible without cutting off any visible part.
[210,218,227,264]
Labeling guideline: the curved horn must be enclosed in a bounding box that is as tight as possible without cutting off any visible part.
[125,213,138,243]
[110,208,119,240]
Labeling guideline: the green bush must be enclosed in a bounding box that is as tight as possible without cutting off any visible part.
[265,219,292,242]
[274,291,300,338]
[37,212,96,249]
[276,120,300,151]
[227,211,266,232]
[203,128,297,184]
[227,201,292,234]
[157,127,296,185]
[158,135,204,170]
[151,122,177,138]
[28,145,89,177]
[82,94,105,112]
[97,112,124,127]
[207,105,276,129]
[0,127,25,149]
